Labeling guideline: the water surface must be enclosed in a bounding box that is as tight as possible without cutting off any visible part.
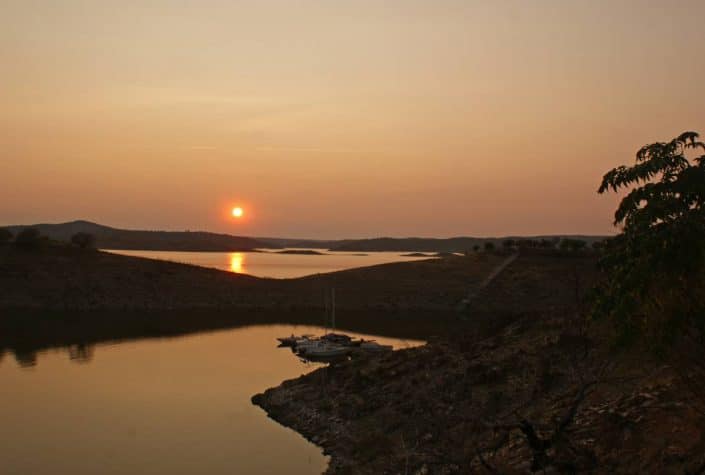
[104,249,432,278]
[1,325,422,475]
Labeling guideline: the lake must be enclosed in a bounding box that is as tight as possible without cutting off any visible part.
[104,249,433,278]
[0,325,423,475]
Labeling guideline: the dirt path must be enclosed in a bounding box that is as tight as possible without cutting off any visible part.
[461,252,519,307]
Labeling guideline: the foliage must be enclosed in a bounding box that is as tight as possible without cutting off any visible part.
[594,131,705,345]
[484,242,495,251]
[591,239,609,250]
[0,228,12,244]
[71,232,95,249]
[15,228,43,250]
[559,238,587,252]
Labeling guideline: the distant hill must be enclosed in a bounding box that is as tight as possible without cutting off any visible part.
[2,220,610,253]
[2,220,269,251]
[329,235,609,252]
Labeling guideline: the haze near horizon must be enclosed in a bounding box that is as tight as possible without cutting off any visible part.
[3,0,704,239]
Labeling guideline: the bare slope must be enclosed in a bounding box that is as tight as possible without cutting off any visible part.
[0,245,504,312]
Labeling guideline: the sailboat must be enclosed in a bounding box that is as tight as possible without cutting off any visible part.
[299,288,352,358]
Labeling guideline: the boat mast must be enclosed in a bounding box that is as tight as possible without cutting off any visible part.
[331,288,335,330]
[324,288,329,333]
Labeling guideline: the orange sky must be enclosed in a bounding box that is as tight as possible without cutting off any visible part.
[2,1,704,238]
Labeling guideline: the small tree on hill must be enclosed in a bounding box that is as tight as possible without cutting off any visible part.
[15,228,42,250]
[595,131,705,345]
[0,228,12,244]
[71,232,95,249]
[559,238,587,252]
[539,239,554,248]
[484,242,495,252]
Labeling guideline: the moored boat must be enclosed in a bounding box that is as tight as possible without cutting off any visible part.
[299,341,351,358]
[277,334,314,347]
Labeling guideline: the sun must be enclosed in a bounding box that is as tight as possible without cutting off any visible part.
[231,206,244,218]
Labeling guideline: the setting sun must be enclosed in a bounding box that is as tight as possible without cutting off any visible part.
[232,207,244,218]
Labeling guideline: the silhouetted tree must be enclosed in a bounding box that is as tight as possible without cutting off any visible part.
[594,131,705,345]
[0,228,12,244]
[539,239,554,248]
[502,239,515,249]
[484,242,495,251]
[559,238,587,252]
[15,228,42,250]
[472,244,480,252]
[591,239,609,251]
[71,232,95,249]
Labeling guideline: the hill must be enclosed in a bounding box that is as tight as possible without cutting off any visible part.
[3,220,269,251]
[0,243,508,351]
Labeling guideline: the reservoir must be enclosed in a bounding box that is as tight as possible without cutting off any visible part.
[0,324,422,475]
[104,249,433,278]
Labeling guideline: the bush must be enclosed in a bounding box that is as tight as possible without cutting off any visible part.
[0,228,12,244]
[71,232,95,249]
[484,242,495,251]
[559,238,587,252]
[595,131,705,345]
[15,228,42,250]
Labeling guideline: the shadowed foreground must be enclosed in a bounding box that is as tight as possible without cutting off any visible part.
[253,253,705,473]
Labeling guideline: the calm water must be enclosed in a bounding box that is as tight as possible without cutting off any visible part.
[104,249,432,278]
[0,325,423,475]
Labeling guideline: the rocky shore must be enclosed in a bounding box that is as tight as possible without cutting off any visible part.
[252,253,705,474]
[253,315,705,474]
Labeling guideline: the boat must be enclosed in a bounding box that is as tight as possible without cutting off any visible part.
[293,337,322,352]
[299,341,351,358]
[321,332,353,344]
[277,334,313,347]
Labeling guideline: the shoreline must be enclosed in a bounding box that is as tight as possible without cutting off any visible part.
[252,320,705,474]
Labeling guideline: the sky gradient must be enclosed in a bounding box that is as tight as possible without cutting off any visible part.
[2,0,704,238]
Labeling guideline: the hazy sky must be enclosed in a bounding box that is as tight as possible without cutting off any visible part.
[2,0,704,238]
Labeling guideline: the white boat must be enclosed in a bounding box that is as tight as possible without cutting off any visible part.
[301,342,351,358]
[277,334,307,347]
[293,337,322,351]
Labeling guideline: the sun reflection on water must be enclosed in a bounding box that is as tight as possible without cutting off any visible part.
[229,252,244,273]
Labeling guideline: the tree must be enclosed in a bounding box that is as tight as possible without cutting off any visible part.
[71,232,95,249]
[502,239,515,249]
[472,244,480,252]
[484,242,495,251]
[0,228,11,244]
[539,239,554,248]
[15,228,42,250]
[559,238,587,252]
[594,131,705,345]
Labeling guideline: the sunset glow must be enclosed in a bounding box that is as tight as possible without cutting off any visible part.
[232,207,244,218]
[2,1,705,238]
